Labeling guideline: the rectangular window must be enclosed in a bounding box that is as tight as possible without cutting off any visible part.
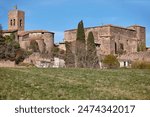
[10,19,12,26]
[13,19,15,26]
[20,19,22,27]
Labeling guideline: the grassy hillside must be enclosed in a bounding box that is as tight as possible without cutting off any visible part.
[0,68,150,100]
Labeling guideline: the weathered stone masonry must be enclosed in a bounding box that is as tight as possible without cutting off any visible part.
[64,25,145,56]
[4,7,55,53]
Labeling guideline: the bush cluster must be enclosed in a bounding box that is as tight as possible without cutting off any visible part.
[131,61,150,69]
[102,54,119,69]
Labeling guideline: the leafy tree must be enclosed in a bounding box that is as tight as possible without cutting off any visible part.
[4,34,20,61]
[0,32,27,64]
[75,20,86,68]
[15,49,29,64]
[51,45,65,59]
[103,54,119,69]
[86,31,99,68]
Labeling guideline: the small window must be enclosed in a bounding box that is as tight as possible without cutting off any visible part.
[124,61,126,67]
[13,19,15,26]
[20,19,22,27]
[95,43,101,47]
[115,42,117,54]
[120,43,124,50]
[10,19,13,26]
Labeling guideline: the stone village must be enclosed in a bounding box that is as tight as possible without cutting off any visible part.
[1,7,150,68]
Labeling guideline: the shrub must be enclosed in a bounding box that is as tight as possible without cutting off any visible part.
[131,61,150,69]
[102,54,119,69]
[51,46,59,57]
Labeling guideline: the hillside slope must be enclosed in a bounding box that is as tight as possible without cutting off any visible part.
[0,68,150,99]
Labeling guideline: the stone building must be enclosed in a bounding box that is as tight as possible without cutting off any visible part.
[2,7,54,53]
[64,24,146,56]
[8,7,25,31]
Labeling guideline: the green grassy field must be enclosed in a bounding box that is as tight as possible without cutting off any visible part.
[0,68,150,100]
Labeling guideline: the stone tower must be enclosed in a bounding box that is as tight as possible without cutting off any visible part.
[8,6,25,31]
[128,25,146,50]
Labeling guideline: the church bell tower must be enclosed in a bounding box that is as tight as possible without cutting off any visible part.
[8,6,25,31]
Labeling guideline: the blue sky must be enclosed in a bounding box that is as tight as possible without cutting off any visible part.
[0,0,150,46]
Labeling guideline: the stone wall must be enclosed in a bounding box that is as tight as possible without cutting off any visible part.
[64,26,111,55]
[58,43,66,51]
[128,26,145,42]
[19,40,30,50]
[110,26,137,54]
[64,25,146,56]
[8,9,25,31]
[43,33,54,53]
[0,60,15,67]
[19,31,54,53]
[118,51,150,62]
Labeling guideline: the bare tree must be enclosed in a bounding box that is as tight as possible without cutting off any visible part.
[65,41,75,67]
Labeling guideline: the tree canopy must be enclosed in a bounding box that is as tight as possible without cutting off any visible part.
[0,33,27,64]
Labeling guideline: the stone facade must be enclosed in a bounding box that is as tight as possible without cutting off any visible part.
[8,8,25,31]
[18,30,54,53]
[64,25,146,56]
[3,7,54,54]
[58,42,66,51]
[118,51,150,62]
[0,60,16,67]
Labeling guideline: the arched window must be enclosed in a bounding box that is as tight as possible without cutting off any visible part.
[10,19,13,26]
[20,19,22,27]
[13,19,15,26]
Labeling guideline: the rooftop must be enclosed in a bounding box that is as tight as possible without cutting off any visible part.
[2,30,18,33]
[64,24,144,32]
[2,30,54,37]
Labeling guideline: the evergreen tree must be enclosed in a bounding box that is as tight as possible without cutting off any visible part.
[76,20,86,43]
[86,31,99,68]
[0,24,2,37]
[75,20,86,68]
[0,25,5,59]
[0,24,4,44]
